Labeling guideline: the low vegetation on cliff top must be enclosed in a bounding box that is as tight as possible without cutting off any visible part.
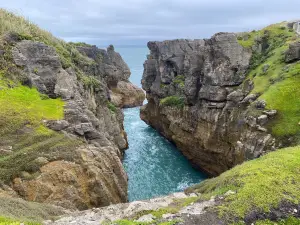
[238,23,300,140]
[0,9,84,185]
[0,8,94,69]
[160,96,185,108]
[0,196,66,224]
[0,80,81,183]
[186,145,300,222]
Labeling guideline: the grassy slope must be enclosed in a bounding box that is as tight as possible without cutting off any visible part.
[0,9,86,223]
[0,9,94,69]
[0,73,82,183]
[0,196,65,225]
[186,146,300,222]
[185,25,300,222]
[238,23,300,140]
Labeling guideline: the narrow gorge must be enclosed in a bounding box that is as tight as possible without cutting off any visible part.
[0,9,300,225]
[117,47,207,202]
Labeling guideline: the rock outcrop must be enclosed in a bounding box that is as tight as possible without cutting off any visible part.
[110,81,145,108]
[1,39,131,209]
[141,34,277,176]
[45,192,219,225]
[75,44,145,108]
[0,33,144,209]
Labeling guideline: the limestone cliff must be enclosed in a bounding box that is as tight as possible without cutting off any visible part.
[0,9,144,210]
[141,21,300,176]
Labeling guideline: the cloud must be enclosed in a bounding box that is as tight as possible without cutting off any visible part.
[1,0,300,46]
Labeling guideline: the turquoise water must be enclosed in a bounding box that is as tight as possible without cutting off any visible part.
[123,107,207,201]
[117,47,207,202]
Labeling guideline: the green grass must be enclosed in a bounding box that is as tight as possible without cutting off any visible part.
[237,23,294,49]
[0,83,82,182]
[0,127,82,183]
[110,219,181,225]
[173,75,185,88]
[255,217,300,225]
[186,146,300,220]
[0,9,94,70]
[160,96,184,108]
[0,216,40,225]
[107,101,117,113]
[234,217,300,225]
[0,197,64,223]
[261,74,300,137]
[76,71,101,89]
[0,85,64,135]
[238,22,300,140]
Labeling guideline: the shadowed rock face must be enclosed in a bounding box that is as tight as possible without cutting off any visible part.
[1,39,144,209]
[141,34,276,176]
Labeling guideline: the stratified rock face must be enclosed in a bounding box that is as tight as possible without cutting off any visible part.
[76,44,145,107]
[141,34,276,176]
[6,40,131,209]
[110,81,145,108]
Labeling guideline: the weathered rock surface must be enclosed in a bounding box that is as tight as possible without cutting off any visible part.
[110,81,145,108]
[45,192,219,225]
[0,39,143,209]
[141,34,276,176]
[285,41,300,63]
[12,146,127,210]
[76,44,145,107]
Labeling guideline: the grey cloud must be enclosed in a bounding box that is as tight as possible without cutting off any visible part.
[1,0,300,46]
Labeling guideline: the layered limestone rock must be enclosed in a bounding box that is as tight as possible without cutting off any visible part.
[0,37,143,209]
[141,34,277,176]
[110,81,145,108]
[76,44,145,108]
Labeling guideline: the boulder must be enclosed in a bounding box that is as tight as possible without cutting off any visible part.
[257,115,268,126]
[285,42,300,63]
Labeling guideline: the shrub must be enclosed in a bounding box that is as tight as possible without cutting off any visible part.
[107,101,117,113]
[160,96,185,108]
[173,75,185,88]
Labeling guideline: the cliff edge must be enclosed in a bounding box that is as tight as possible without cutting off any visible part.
[0,8,144,211]
[141,21,300,176]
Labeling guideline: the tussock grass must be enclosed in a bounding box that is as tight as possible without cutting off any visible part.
[186,146,300,219]
[0,197,65,224]
[0,83,82,182]
[0,8,94,69]
[237,23,294,49]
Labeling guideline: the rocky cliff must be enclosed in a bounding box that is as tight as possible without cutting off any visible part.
[45,146,300,225]
[141,21,300,176]
[0,9,144,210]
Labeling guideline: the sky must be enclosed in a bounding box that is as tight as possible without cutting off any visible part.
[1,0,300,47]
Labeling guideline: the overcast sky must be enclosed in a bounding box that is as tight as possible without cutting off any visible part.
[1,0,300,46]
